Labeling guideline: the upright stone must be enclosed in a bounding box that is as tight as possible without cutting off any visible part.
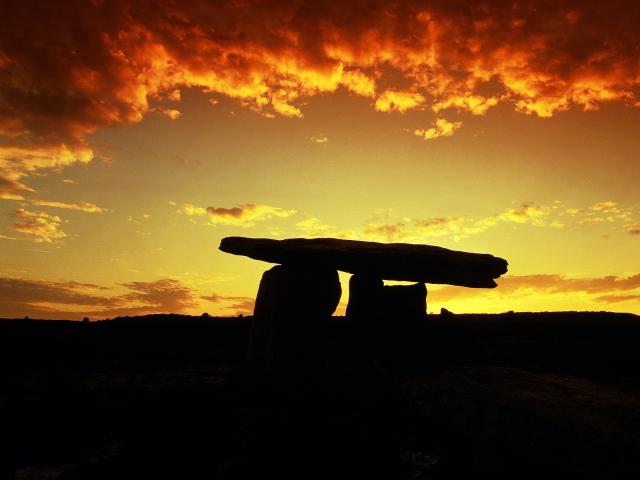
[347,275,427,322]
[345,275,384,320]
[249,264,341,371]
[347,274,427,368]
[381,283,427,321]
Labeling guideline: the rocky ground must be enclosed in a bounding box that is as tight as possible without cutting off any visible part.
[2,312,640,478]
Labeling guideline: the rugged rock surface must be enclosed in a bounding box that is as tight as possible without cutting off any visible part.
[405,366,640,473]
[220,237,508,287]
[249,264,341,370]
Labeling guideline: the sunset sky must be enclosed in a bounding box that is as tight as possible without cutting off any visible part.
[1,0,640,319]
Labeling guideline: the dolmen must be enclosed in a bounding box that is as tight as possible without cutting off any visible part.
[219,237,508,371]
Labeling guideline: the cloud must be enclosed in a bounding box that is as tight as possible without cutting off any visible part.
[5,1,640,187]
[127,213,152,225]
[362,203,554,242]
[179,203,207,217]
[595,294,640,304]
[295,200,635,244]
[627,224,640,235]
[1,144,93,196]
[496,203,551,226]
[375,90,424,113]
[11,208,67,243]
[363,216,469,242]
[433,95,499,115]
[293,202,560,243]
[180,203,296,227]
[118,279,197,314]
[414,118,462,140]
[430,273,640,304]
[568,201,633,224]
[162,108,182,120]
[30,200,108,213]
[295,216,356,239]
[0,277,120,319]
[310,134,329,144]
[294,203,553,243]
[202,293,254,315]
[0,192,24,201]
[0,277,198,319]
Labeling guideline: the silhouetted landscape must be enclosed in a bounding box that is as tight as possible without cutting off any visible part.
[5,1,640,478]
[3,311,640,478]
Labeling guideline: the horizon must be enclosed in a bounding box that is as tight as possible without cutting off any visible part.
[4,310,640,323]
[2,1,640,319]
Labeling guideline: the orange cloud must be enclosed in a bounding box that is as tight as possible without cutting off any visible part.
[595,294,640,304]
[496,203,551,226]
[626,224,640,235]
[0,277,197,319]
[3,0,640,189]
[295,216,356,239]
[1,145,93,194]
[295,200,635,243]
[11,208,67,243]
[179,203,207,217]
[0,192,24,201]
[30,200,108,213]
[202,293,255,315]
[118,279,197,314]
[362,203,555,242]
[565,201,633,227]
[180,203,296,227]
[162,108,182,120]
[433,95,499,115]
[431,273,640,304]
[375,90,424,112]
[310,134,329,144]
[414,118,462,140]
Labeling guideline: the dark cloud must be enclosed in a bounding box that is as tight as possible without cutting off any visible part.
[202,293,255,315]
[595,294,640,304]
[0,277,197,319]
[206,207,247,219]
[180,203,295,226]
[2,0,640,189]
[117,279,197,314]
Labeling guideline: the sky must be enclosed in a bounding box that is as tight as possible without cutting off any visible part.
[1,0,640,319]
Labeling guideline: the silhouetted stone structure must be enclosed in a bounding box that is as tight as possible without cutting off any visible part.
[220,237,508,287]
[249,264,340,370]
[220,237,508,369]
[347,275,427,368]
[347,276,427,321]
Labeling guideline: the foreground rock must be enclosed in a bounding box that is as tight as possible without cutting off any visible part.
[405,367,640,473]
[249,265,341,371]
[220,237,508,287]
